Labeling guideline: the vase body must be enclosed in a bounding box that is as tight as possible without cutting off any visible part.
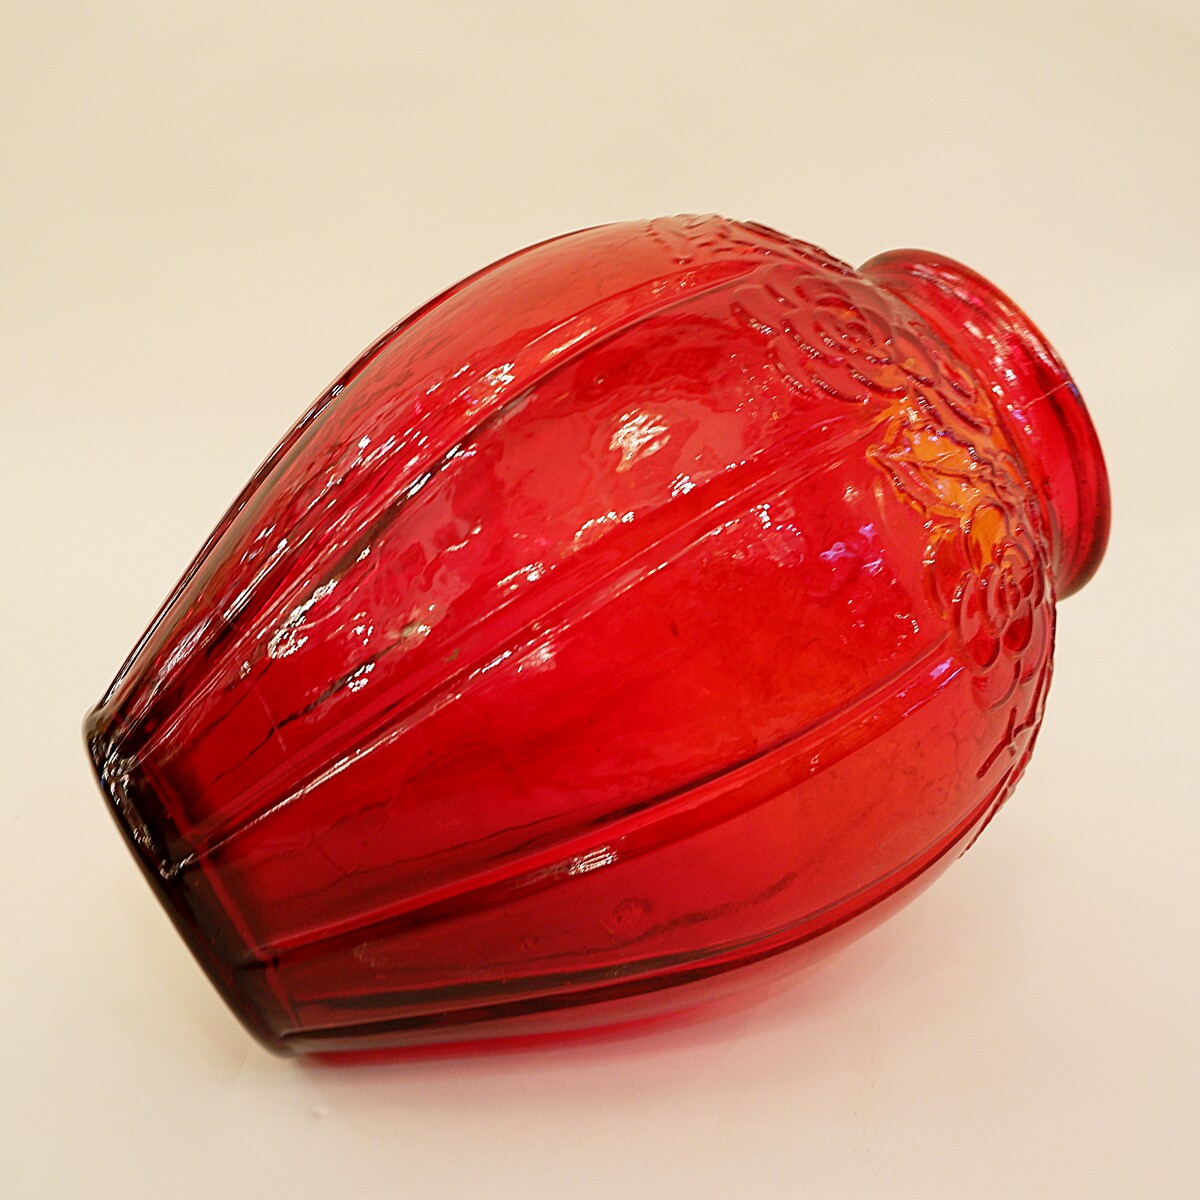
[86,216,1109,1053]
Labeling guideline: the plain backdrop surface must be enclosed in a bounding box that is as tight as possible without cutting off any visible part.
[3,2,1198,1196]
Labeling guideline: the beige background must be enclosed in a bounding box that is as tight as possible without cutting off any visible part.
[3,2,1198,1196]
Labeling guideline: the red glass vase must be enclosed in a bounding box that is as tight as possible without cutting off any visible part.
[86,216,1110,1054]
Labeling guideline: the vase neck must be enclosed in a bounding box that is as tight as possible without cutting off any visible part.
[862,250,1110,599]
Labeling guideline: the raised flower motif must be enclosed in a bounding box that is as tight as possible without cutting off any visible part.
[925,501,1048,708]
[868,314,1053,709]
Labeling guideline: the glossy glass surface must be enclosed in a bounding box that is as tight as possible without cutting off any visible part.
[86,216,1110,1054]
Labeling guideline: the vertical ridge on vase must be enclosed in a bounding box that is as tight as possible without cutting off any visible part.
[111,255,773,781]
[169,412,880,874]
[222,635,958,963]
[96,215,815,739]
[262,671,1025,1046]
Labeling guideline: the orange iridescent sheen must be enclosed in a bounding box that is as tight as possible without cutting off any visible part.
[86,216,1109,1053]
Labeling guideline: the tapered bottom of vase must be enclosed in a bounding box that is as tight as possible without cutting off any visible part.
[88,709,998,1055]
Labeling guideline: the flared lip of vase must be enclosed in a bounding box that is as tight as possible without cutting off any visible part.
[862,248,1112,600]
